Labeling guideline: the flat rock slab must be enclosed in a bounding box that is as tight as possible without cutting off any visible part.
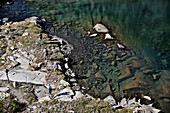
[0,70,46,85]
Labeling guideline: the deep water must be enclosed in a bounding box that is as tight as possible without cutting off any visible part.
[0,0,170,112]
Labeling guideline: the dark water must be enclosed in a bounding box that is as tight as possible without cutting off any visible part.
[1,0,170,112]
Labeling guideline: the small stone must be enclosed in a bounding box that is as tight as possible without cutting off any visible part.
[22,32,29,36]
[92,63,98,69]
[71,73,76,77]
[117,73,121,76]
[105,33,113,40]
[115,69,119,72]
[111,61,116,67]
[70,78,77,82]
[117,43,125,49]
[79,60,84,64]
[89,33,98,37]
[103,53,108,57]
[121,52,127,56]
[65,63,69,69]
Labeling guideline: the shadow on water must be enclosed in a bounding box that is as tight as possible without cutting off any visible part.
[1,0,170,112]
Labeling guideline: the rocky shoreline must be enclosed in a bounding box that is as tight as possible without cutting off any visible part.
[0,16,164,112]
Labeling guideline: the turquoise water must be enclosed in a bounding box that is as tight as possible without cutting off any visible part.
[28,0,170,56]
[1,0,170,112]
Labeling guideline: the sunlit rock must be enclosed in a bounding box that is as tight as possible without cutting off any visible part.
[93,23,109,33]
[103,95,116,105]
[142,95,151,101]
[89,33,98,37]
[105,33,113,40]
[117,43,125,49]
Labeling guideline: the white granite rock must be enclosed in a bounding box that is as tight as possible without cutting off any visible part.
[120,98,127,107]
[105,33,113,40]
[89,33,98,37]
[117,43,125,49]
[93,24,109,33]
[103,95,116,105]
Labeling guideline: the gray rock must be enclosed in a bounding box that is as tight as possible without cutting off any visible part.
[72,85,80,91]
[0,70,46,85]
[54,88,74,101]
[34,86,47,99]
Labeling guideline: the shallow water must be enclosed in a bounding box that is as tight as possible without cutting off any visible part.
[0,0,170,112]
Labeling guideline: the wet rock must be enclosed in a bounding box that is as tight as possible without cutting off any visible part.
[123,73,146,90]
[93,23,109,33]
[111,61,116,67]
[120,52,127,56]
[126,59,143,69]
[163,98,170,103]
[94,71,106,82]
[152,74,160,80]
[141,67,155,75]
[92,63,98,69]
[118,66,134,82]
